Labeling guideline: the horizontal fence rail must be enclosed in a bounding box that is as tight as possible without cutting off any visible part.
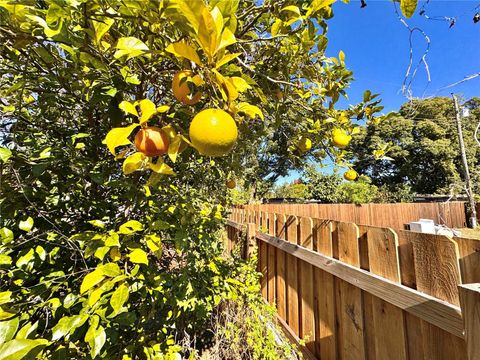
[225,209,480,360]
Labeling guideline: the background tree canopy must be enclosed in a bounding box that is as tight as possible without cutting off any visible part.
[349,96,480,196]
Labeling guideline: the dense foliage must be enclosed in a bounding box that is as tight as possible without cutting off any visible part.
[349,97,480,196]
[0,0,389,358]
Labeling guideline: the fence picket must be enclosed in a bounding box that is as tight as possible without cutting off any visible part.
[335,222,365,360]
[276,214,287,321]
[286,215,300,336]
[312,219,337,360]
[267,213,276,305]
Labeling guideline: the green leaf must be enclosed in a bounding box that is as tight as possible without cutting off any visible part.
[0,147,12,163]
[101,263,121,277]
[122,152,146,175]
[118,101,138,117]
[16,321,38,340]
[128,249,148,265]
[167,136,182,163]
[16,249,34,268]
[80,269,105,294]
[281,5,301,17]
[400,0,418,18]
[0,254,12,266]
[236,102,264,120]
[0,317,19,344]
[138,99,157,124]
[92,17,114,44]
[0,291,12,306]
[306,0,336,17]
[229,77,251,92]
[0,339,49,360]
[19,217,34,232]
[26,14,63,38]
[110,284,129,315]
[363,90,372,102]
[165,41,202,66]
[216,27,236,53]
[88,220,106,229]
[84,317,106,359]
[0,228,13,244]
[119,220,144,235]
[215,52,240,68]
[103,123,139,156]
[114,37,149,59]
[148,160,175,175]
[51,314,88,341]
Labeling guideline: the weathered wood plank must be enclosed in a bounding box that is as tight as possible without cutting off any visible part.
[335,222,365,360]
[454,237,480,284]
[312,219,336,360]
[286,215,300,335]
[459,283,480,360]
[275,214,287,321]
[255,232,464,338]
[298,217,315,352]
[267,213,276,305]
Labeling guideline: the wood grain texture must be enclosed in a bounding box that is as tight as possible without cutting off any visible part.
[298,217,315,352]
[267,213,276,305]
[335,222,365,360]
[407,232,462,305]
[454,237,480,284]
[255,231,464,338]
[276,214,287,321]
[286,215,300,335]
[459,283,480,360]
[366,226,407,360]
[312,219,336,360]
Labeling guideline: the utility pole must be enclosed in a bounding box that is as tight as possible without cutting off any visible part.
[452,94,477,228]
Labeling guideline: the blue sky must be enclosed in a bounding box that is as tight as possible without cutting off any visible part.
[277,0,480,184]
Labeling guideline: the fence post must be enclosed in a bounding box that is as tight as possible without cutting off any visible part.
[459,283,480,360]
[246,223,257,260]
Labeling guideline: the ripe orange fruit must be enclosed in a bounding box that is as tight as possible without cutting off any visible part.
[189,109,238,157]
[332,128,351,148]
[226,179,236,189]
[134,127,170,157]
[172,70,202,105]
[344,169,357,181]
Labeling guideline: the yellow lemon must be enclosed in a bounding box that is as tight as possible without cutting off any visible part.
[189,109,238,157]
[172,70,202,105]
[332,128,352,148]
[344,169,357,181]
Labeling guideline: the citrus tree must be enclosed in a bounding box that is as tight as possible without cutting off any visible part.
[0,0,387,358]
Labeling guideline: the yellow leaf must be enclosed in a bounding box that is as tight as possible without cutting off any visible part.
[92,17,114,44]
[165,41,202,66]
[229,77,251,92]
[119,220,144,234]
[400,0,418,18]
[118,101,138,117]
[88,287,103,306]
[306,0,336,17]
[162,125,177,139]
[122,152,146,175]
[271,19,283,37]
[156,105,170,113]
[138,99,156,124]
[216,27,236,54]
[148,159,175,175]
[236,102,264,120]
[281,5,301,17]
[80,269,105,294]
[104,124,139,156]
[165,0,207,34]
[215,52,241,68]
[212,69,238,102]
[211,6,224,44]
[114,37,149,59]
[128,249,148,265]
[168,135,182,163]
[339,50,345,62]
[110,247,121,262]
[197,7,218,58]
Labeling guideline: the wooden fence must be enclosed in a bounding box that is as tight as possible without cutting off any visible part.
[235,202,467,230]
[225,208,480,360]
